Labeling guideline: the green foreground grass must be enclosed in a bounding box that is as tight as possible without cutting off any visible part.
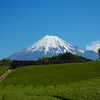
[0,66,9,76]
[1,61,100,85]
[0,61,100,100]
[0,79,100,100]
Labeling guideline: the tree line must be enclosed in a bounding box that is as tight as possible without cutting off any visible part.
[2,49,100,69]
[39,52,92,61]
[10,60,90,69]
[0,59,13,67]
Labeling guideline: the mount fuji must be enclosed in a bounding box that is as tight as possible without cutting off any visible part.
[6,35,98,60]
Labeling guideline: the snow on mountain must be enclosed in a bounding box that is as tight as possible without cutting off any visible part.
[6,35,98,60]
[22,35,85,54]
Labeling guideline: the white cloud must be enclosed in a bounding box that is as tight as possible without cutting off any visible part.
[86,40,100,53]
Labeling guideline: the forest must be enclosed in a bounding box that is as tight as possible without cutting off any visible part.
[39,52,92,61]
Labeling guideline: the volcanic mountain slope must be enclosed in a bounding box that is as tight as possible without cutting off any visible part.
[6,35,98,60]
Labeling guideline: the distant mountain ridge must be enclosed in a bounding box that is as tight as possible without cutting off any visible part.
[6,35,98,60]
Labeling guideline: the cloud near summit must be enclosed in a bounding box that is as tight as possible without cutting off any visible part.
[86,40,100,52]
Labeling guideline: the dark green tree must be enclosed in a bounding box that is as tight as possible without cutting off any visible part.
[98,48,100,59]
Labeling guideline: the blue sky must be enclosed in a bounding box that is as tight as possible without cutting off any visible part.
[0,0,100,59]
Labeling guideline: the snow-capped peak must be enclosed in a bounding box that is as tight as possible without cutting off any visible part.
[23,35,85,55]
[6,35,98,60]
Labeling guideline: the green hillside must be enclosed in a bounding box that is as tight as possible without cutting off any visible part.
[1,61,100,85]
[0,66,9,76]
[0,79,100,100]
[0,61,100,100]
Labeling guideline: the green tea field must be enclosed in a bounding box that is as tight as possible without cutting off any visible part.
[0,61,100,100]
[0,66,9,76]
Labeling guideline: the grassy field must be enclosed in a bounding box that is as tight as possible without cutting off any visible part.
[0,79,100,100]
[0,61,100,100]
[1,61,100,85]
[0,66,9,76]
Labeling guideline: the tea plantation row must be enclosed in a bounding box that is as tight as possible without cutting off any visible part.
[0,61,100,100]
[0,78,100,100]
[1,61,100,85]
